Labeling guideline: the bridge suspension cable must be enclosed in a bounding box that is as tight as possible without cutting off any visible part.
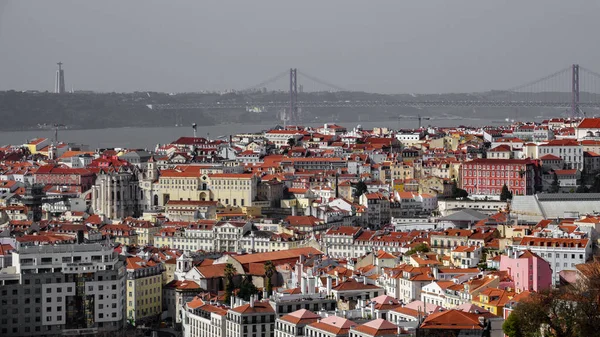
[297,70,349,92]
[241,70,290,92]
[505,66,572,93]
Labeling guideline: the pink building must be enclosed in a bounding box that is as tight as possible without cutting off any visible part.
[500,250,551,292]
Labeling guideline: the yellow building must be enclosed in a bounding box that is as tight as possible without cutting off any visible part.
[153,228,180,249]
[24,137,49,154]
[392,179,405,192]
[428,136,459,151]
[390,161,415,182]
[162,258,177,285]
[123,218,161,246]
[126,257,164,325]
[471,288,515,316]
[207,173,258,207]
[157,167,210,206]
[419,176,453,197]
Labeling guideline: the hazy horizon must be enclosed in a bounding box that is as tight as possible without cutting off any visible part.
[1,0,599,94]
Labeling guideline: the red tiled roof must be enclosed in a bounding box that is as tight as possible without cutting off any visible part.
[517,237,589,248]
[352,319,398,337]
[332,279,382,291]
[539,139,580,147]
[197,264,226,278]
[540,154,562,160]
[578,118,600,129]
[420,309,484,330]
[233,247,322,265]
[279,309,321,325]
[230,301,275,314]
[308,316,356,335]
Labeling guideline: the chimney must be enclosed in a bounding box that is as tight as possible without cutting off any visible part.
[363,276,368,285]
[307,277,316,295]
[295,263,301,288]
[250,295,255,308]
[230,295,234,308]
[370,301,375,317]
[326,276,332,295]
[301,276,307,295]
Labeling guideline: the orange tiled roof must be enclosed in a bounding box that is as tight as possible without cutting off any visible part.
[420,309,484,330]
[279,309,321,325]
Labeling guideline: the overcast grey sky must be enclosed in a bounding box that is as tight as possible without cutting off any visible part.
[1,0,599,94]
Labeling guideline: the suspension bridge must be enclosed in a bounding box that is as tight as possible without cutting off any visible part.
[147,64,600,124]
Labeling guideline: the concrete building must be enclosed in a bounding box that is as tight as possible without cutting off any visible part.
[508,236,591,286]
[0,233,126,336]
[54,62,65,94]
[511,194,600,222]
[538,139,583,170]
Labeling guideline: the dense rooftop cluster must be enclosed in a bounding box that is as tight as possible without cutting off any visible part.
[1,118,600,336]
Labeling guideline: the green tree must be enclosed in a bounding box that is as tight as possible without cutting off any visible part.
[506,261,600,337]
[354,181,368,198]
[404,243,430,256]
[590,174,600,193]
[224,263,236,304]
[549,172,560,193]
[287,138,296,147]
[502,312,524,337]
[451,180,469,199]
[264,260,276,297]
[500,184,513,201]
[237,280,259,301]
[576,184,589,193]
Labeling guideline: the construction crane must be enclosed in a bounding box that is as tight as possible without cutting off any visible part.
[53,123,66,143]
[397,115,431,129]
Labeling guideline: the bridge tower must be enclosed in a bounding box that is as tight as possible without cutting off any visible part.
[289,68,298,125]
[572,64,580,117]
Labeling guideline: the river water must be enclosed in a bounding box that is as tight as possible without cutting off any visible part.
[0,118,495,150]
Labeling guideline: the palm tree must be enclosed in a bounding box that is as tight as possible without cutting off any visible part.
[224,263,236,304]
[287,138,296,147]
[264,260,276,297]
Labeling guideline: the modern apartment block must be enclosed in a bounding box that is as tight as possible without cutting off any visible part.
[0,232,126,336]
